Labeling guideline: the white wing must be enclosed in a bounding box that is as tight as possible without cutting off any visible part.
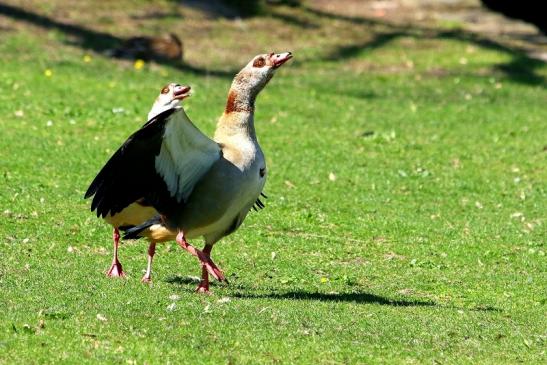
[155,109,221,202]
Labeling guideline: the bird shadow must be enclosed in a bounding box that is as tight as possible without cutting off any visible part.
[164,274,229,288]
[165,275,202,285]
[232,290,436,307]
[230,289,502,312]
[165,275,501,312]
[165,275,433,306]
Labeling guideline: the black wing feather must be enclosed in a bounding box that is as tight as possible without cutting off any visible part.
[84,108,177,218]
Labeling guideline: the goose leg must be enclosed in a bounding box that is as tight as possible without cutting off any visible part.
[106,228,125,277]
[141,242,156,283]
[196,244,213,293]
[175,232,226,282]
[196,266,210,293]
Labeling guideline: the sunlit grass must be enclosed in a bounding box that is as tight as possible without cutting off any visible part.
[0,2,546,364]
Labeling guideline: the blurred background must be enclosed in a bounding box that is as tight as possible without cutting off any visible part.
[1,0,545,74]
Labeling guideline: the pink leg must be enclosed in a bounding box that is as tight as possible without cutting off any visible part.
[141,242,156,283]
[106,228,125,277]
[196,266,210,293]
[196,245,212,293]
[175,232,226,283]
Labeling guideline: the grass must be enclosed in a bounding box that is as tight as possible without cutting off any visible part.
[0,1,546,364]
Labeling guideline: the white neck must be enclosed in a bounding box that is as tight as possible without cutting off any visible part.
[148,104,181,121]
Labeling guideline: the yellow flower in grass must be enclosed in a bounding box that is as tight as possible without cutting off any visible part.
[134,59,145,70]
[320,277,328,284]
[83,55,92,63]
[44,69,53,77]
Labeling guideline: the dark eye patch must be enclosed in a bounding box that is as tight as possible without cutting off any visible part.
[253,57,265,68]
[161,86,170,94]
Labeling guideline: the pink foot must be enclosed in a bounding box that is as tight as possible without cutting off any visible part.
[107,228,125,278]
[106,260,125,278]
[197,251,226,282]
[196,265,211,293]
[141,242,156,284]
[176,232,226,282]
[196,283,211,294]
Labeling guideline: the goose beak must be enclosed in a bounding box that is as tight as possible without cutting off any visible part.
[271,52,293,69]
[173,85,192,100]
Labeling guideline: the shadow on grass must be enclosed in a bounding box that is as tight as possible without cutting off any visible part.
[166,275,435,306]
[301,5,545,86]
[267,11,320,29]
[2,2,543,84]
[437,30,546,86]
[165,275,202,285]
[179,0,239,19]
[233,290,502,312]
[233,290,436,307]
[235,289,502,311]
[165,275,501,311]
[0,2,236,78]
[324,32,404,61]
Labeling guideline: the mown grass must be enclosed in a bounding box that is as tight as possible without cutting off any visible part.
[0,1,546,364]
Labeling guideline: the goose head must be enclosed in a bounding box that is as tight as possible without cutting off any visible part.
[148,83,191,120]
[241,52,292,92]
[226,52,292,113]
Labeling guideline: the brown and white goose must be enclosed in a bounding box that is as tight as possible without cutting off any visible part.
[86,52,292,292]
[86,83,192,281]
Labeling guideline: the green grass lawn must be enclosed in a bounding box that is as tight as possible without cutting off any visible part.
[1,2,546,364]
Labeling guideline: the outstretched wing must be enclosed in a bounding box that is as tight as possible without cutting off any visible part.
[85,107,221,218]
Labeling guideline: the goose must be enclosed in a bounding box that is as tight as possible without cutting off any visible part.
[86,52,293,292]
[111,33,184,62]
[86,83,192,282]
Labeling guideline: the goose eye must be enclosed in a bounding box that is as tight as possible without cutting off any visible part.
[253,57,265,68]
[161,86,170,94]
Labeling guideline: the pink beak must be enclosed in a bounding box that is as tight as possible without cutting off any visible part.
[173,85,191,100]
[271,52,293,68]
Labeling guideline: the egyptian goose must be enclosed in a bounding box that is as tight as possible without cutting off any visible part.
[85,83,192,281]
[86,52,293,292]
[111,33,184,62]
